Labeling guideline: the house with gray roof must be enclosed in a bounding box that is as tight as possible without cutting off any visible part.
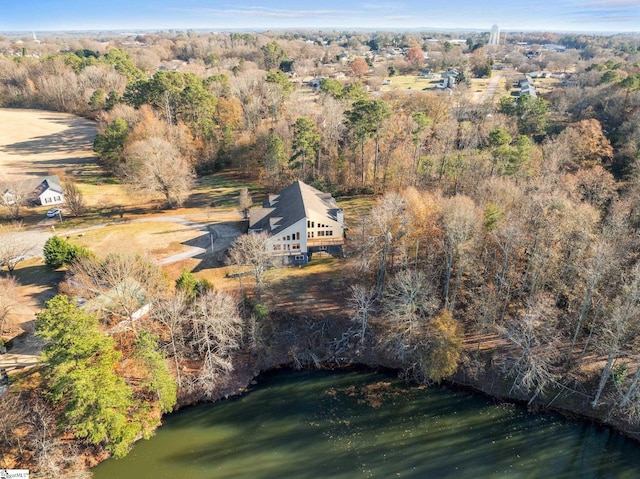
[1,174,65,208]
[29,175,65,206]
[248,181,344,265]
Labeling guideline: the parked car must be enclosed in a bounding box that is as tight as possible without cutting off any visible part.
[46,208,61,218]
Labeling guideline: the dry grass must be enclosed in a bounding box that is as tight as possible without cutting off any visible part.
[380,75,439,92]
[66,221,203,260]
[0,108,97,183]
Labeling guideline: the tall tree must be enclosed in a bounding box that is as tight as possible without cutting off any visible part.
[291,116,320,180]
[345,99,391,187]
[591,263,640,408]
[238,187,253,219]
[426,310,464,382]
[441,195,477,309]
[264,132,288,188]
[36,295,140,458]
[133,330,177,413]
[261,41,289,71]
[227,232,273,302]
[0,277,19,335]
[93,117,129,171]
[350,57,369,79]
[188,289,243,398]
[62,179,86,217]
[123,137,194,208]
[406,46,425,69]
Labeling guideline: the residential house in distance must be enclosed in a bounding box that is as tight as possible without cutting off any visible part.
[248,181,345,265]
[518,75,537,98]
[29,175,65,206]
[1,174,65,207]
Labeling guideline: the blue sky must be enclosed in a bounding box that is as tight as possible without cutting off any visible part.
[2,1,639,33]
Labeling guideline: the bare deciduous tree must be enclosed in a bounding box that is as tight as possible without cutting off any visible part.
[348,283,376,347]
[498,294,561,404]
[62,179,86,217]
[123,137,194,208]
[189,289,243,398]
[0,231,31,276]
[67,252,167,325]
[383,269,438,340]
[359,192,407,297]
[441,195,477,309]
[591,263,640,409]
[238,187,252,219]
[0,276,20,335]
[0,179,32,220]
[151,291,190,389]
[227,232,273,302]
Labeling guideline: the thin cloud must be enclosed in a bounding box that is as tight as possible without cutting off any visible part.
[361,2,406,11]
[580,0,640,7]
[182,6,345,19]
[383,15,413,21]
[572,11,640,23]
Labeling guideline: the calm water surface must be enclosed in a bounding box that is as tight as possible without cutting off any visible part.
[93,369,640,478]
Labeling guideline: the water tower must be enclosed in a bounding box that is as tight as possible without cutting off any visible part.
[489,25,500,46]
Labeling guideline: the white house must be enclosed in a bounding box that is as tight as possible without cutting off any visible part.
[2,175,65,207]
[31,175,65,206]
[248,181,344,265]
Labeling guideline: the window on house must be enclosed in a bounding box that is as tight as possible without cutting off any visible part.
[311,221,314,228]
[292,243,300,250]
[318,231,325,236]
[274,245,281,251]
[294,255,304,261]
[327,230,333,236]
[287,235,291,241]
[319,246,327,251]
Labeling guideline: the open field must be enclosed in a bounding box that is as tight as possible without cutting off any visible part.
[0,108,97,182]
[380,75,439,92]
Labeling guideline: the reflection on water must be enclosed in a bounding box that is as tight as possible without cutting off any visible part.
[93,369,640,479]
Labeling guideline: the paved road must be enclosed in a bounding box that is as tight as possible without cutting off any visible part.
[155,217,242,265]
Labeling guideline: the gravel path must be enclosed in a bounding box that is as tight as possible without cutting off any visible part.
[476,74,503,104]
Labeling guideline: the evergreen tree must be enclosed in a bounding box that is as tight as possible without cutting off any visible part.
[36,295,140,458]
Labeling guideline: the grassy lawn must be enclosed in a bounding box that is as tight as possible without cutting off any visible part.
[66,221,204,260]
[187,171,265,210]
[336,195,377,227]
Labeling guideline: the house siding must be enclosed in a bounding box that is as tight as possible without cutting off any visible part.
[39,189,64,206]
[248,181,345,265]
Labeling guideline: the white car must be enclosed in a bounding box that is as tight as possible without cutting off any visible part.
[46,208,61,218]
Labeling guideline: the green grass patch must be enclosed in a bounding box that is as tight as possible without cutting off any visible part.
[336,195,377,226]
[187,171,266,209]
[381,75,439,91]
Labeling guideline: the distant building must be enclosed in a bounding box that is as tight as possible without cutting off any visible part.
[519,76,537,98]
[489,25,500,46]
[248,181,345,265]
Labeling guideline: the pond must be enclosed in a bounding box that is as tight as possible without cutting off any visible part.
[93,369,640,478]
